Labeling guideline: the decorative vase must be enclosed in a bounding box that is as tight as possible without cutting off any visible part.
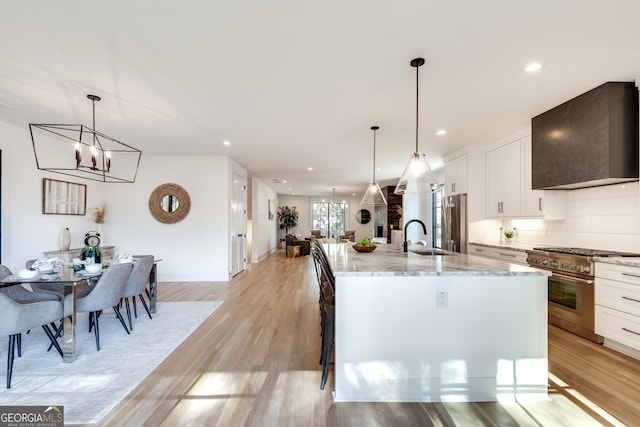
[60,227,71,251]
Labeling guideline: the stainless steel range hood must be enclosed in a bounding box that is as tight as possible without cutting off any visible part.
[531,82,639,190]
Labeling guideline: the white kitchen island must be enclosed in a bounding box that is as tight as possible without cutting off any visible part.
[323,242,549,403]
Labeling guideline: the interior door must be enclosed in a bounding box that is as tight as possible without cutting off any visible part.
[231,171,247,277]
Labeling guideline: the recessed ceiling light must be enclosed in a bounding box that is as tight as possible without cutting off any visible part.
[288,187,292,191]
[223,140,231,146]
[525,62,542,72]
[307,167,313,171]
[436,129,446,136]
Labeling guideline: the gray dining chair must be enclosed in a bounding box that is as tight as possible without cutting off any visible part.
[0,292,63,388]
[0,264,64,356]
[63,262,133,351]
[121,255,154,330]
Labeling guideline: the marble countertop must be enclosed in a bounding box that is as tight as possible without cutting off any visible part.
[324,242,548,277]
[593,256,640,268]
[468,241,537,252]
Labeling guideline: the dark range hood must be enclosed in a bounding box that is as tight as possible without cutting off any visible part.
[531,81,639,190]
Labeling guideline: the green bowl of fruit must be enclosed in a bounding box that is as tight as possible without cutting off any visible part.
[353,238,377,253]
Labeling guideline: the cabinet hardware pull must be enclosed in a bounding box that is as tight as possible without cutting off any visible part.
[552,273,593,285]
[622,327,640,336]
[621,296,640,304]
[622,272,640,279]
[498,252,517,257]
[538,197,543,211]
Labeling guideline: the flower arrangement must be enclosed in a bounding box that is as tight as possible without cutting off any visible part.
[504,230,514,239]
[92,203,107,224]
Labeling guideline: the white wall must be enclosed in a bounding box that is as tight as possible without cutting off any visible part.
[402,192,431,244]
[250,178,278,263]
[107,155,232,281]
[0,121,238,281]
[278,195,311,239]
[0,123,106,272]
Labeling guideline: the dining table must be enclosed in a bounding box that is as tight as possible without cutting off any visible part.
[0,258,159,362]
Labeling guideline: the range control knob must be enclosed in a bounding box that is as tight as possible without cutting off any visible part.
[584,265,590,273]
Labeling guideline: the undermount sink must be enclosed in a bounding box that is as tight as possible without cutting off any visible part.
[410,249,450,256]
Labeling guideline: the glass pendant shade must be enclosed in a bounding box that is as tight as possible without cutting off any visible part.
[361,125,387,205]
[394,57,438,195]
[361,181,387,205]
[394,152,434,194]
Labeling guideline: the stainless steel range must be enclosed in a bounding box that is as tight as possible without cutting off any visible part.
[526,247,640,343]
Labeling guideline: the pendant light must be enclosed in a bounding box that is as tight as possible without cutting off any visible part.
[361,126,387,205]
[395,58,437,195]
[30,94,142,183]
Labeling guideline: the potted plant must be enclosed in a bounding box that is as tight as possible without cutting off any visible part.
[277,206,299,248]
[503,229,514,243]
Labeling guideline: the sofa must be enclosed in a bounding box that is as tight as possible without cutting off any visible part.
[285,234,310,256]
[310,229,326,239]
[339,230,356,242]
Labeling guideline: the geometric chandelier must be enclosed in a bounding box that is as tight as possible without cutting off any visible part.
[29,94,142,183]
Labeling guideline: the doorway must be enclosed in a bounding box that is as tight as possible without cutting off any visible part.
[231,171,247,277]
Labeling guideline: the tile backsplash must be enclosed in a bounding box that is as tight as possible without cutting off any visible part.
[477,182,640,252]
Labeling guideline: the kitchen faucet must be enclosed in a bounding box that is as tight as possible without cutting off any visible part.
[403,219,428,252]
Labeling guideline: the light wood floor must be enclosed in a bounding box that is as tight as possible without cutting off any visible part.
[83,250,640,427]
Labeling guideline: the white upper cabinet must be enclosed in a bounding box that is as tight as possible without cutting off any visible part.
[443,146,486,222]
[444,154,468,196]
[486,140,521,217]
[521,135,545,216]
[486,134,565,219]
[521,135,566,219]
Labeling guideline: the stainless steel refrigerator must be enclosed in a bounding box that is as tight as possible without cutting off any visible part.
[441,193,467,253]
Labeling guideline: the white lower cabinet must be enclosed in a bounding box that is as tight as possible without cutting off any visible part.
[468,243,528,266]
[595,262,640,357]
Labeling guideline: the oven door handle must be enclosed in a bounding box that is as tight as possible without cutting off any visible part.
[552,272,593,285]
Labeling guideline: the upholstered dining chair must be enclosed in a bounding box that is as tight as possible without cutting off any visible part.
[120,255,154,330]
[0,292,63,388]
[63,262,133,351]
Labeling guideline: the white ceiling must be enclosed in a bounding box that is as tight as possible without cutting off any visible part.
[1,1,640,197]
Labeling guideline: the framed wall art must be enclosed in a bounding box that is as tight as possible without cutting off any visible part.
[42,178,87,215]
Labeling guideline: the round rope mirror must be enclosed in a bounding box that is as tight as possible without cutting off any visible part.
[148,183,191,224]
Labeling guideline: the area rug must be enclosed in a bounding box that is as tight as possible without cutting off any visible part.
[0,301,222,424]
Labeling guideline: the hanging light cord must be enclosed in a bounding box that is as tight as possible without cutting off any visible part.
[373,127,377,182]
[92,97,96,147]
[415,62,419,153]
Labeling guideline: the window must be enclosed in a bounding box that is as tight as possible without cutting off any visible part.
[312,202,346,238]
[432,185,444,248]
